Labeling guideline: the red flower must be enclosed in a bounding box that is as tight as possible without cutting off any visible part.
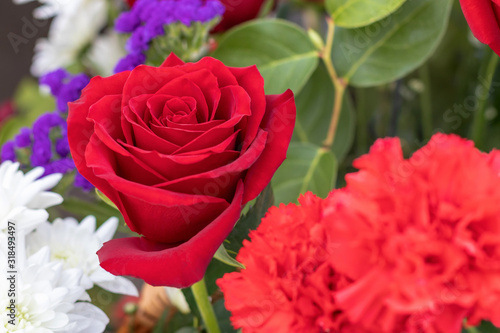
[459,0,500,55]
[218,193,365,333]
[326,133,500,332]
[219,133,500,333]
[67,53,295,288]
[0,100,15,127]
[212,0,277,33]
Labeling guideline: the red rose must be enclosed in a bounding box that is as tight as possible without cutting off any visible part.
[67,53,295,288]
[212,0,277,33]
[459,0,500,55]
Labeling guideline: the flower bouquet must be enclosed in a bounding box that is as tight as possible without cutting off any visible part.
[2,0,500,332]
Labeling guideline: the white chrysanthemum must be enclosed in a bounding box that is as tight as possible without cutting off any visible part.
[0,161,62,235]
[14,0,108,76]
[0,247,108,332]
[85,29,127,77]
[26,216,138,297]
[164,287,190,314]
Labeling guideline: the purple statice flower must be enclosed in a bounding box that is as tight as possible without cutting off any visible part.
[14,128,32,148]
[115,11,141,33]
[114,53,147,72]
[0,68,93,191]
[114,0,225,73]
[1,141,15,162]
[39,68,68,96]
[31,112,66,167]
[56,74,90,112]
[74,172,94,192]
[43,158,76,175]
[40,69,90,113]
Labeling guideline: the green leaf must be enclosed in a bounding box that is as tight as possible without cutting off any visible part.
[272,142,337,204]
[226,185,274,254]
[212,19,320,95]
[214,244,245,269]
[152,308,170,333]
[326,0,407,28]
[174,328,198,333]
[293,61,355,161]
[213,300,237,333]
[56,197,124,227]
[461,321,500,333]
[331,0,452,87]
[166,311,197,333]
[96,189,119,210]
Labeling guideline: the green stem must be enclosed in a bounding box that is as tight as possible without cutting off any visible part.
[465,327,480,333]
[419,64,433,139]
[321,17,347,150]
[191,278,221,333]
[471,48,499,149]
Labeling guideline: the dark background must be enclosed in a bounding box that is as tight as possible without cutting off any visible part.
[0,1,49,103]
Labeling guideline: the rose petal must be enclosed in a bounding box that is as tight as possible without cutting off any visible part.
[460,0,500,55]
[215,86,252,121]
[121,65,185,108]
[229,65,266,151]
[172,115,244,154]
[87,97,169,185]
[165,119,225,132]
[180,57,239,89]
[160,52,185,68]
[155,70,221,122]
[88,137,231,242]
[242,90,296,204]
[120,142,239,180]
[97,181,244,288]
[68,72,130,219]
[156,130,268,201]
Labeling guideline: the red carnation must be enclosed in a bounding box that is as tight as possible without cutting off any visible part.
[326,133,500,332]
[219,133,500,333]
[217,193,365,333]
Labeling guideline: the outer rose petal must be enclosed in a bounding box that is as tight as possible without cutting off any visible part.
[460,0,500,55]
[68,72,131,215]
[242,90,296,204]
[98,181,244,288]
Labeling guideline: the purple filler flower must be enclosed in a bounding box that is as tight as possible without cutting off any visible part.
[0,141,15,162]
[114,0,225,73]
[40,69,90,113]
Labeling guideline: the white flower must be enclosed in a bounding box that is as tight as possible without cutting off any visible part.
[0,247,108,332]
[164,287,190,314]
[26,216,138,297]
[0,161,62,235]
[14,0,108,76]
[85,29,127,77]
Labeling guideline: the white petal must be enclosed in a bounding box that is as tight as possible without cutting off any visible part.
[78,216,97,233]
[29,191,64,209]
[67,302,108,333]
[165,287,191,314]
[96,276,138,297]
[95,217,118,242]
